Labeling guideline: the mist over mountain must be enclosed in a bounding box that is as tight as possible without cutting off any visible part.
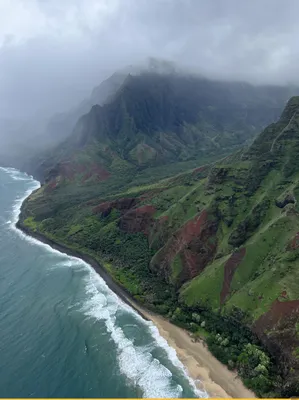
[2,0,299,121]
[2,0,299,168]
[3,1,299,398]
[2,1,299,130]
[16,68,296,182]
[1,59,298,175]
[20,92,299,397]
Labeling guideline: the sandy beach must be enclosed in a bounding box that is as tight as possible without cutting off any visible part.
[130,301,255,398]
[18,222,255,398]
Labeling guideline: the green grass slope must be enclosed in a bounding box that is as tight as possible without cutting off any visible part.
[19,96,299,397]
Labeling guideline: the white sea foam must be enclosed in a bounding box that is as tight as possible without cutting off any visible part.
[4,170,74,260]
[87,274,208,398]
[147,323,208,398]
[0,166,32,181]
[3,167,207,398]
[0,167,16,173]
[117,305,207,398]
[0,168,64,259]
[81,269,184,398]
[8,175,40,226]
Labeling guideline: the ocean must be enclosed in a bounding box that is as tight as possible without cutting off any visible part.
[0,167,207,398]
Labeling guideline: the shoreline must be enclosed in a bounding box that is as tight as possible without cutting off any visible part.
[129,303,255,398]
[17,221,149,322]
[17,221,255,398]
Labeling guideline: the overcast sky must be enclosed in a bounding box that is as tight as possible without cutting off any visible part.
[1,0,299,119]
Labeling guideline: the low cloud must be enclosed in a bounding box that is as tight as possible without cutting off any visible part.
[1,0,299,118]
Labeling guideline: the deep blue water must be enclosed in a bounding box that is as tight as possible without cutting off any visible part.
[0,167,206,398]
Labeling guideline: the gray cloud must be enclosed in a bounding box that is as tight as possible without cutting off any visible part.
[1,0,299,119]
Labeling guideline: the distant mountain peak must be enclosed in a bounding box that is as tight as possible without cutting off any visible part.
[27,71,298,187]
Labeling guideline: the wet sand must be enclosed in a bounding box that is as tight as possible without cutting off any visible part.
[130,302,255,399]
[18,221,255,398]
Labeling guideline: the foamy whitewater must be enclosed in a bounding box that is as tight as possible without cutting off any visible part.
[0,167,207,398]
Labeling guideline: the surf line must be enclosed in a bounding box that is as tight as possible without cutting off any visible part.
[7,168,207,398]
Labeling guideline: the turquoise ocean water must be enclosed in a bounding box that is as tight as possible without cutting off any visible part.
[0,167,207,398]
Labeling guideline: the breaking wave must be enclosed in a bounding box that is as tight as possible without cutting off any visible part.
[1,166,207,398]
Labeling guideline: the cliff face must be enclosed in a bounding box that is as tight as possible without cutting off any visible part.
[29,71,297,184]
[19,92,299,395]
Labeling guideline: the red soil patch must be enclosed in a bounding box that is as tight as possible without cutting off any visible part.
[220,247,246,305]
[159,215,169,222]
[178,211,218,279]
[192,165,207,175]
[45,179,57,192]
[134,205,156,215]
[150,210,219,283]
[93,200,156,234]
[81,165,110,183]
[59,162,110,183]
[289,232,299,250]
[183,250,200,278]
[92,201,113,215]
[182,210,208,237]
[119,205,156,235]
[254,299,299,336]
[49,180,57,189]
[92,198,137,216]
[252,299,299,379]
[253,300,299,372]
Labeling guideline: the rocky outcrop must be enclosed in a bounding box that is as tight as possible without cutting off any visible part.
[275,192,296,208]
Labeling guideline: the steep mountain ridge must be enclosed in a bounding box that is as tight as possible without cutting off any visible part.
[42,57,181,148]
[180,97,299,393]
[2,59,179,172]
[32,71,297,187]
[19,88,299,395]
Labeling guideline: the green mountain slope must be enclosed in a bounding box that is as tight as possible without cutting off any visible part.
[19,87,299,395]
[29,71,296,183]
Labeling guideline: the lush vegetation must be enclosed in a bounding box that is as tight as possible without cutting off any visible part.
[19,74,299,398]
